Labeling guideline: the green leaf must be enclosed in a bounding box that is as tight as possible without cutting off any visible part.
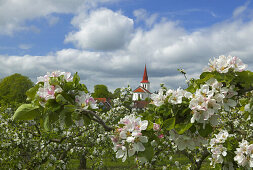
[49,77,58,86]
[65,113,73,127]
[73,72,80,86]
[45,99,61,112]
[49,111,60,124]
[26,84,40,100]
[44,115,50,131]
[56,94,68,105]
[163,117,175,130]
[12,104,40,121]
[146,120,153,131]
[198,123,213,137]
[175,123,192,134]
[155,118,162,125]
[137,144,154,162]
[64,105,75,112]
[59,105,76,128]
[83,114,91,125]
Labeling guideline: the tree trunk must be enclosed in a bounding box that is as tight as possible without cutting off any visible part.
[79,152,87,170]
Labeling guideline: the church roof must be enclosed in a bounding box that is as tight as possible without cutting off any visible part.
[133,86,152,94]
[141,64,149,83]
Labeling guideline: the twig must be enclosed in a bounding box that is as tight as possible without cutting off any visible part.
[81,109,114,131]
[196,148,210,169]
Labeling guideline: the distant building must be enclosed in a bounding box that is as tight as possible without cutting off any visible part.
[95,98,112,110]
[132,65,152,101]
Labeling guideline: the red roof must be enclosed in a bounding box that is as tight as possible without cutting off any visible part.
[95,98,107,103]
[133,86,152,94]
[133,87,145,93]
[141,64,149,83]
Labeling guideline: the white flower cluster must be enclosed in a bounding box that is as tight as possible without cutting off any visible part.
[166,88,192,105]
[111,114,148,162]
[152,78,237,124]
[234,139,253,168]
[75,91,97,110]
[37,71,73,105]
[151,88,192,106]
[209,130,229,167]
[204,55,247,73]
[190,78,237,123]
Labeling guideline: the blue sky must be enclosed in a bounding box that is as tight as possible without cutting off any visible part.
[0,0,253,91]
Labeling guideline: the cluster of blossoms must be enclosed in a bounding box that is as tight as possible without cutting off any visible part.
[75,91,97,110]
[153,123,164,139]
[37,71,73,105]
[36,71,97,109]
[189,78,237,123]
[152,78,237,124]
[111,114,148,162]
[204,55,247,73]
[209,130,229,167]
[234,139,253,168]
[151,87,192,106]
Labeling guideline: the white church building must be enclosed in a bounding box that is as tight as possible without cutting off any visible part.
[132,65,152,101]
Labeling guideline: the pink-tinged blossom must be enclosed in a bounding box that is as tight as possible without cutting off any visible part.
[37,83,63,106]
[36,71,73,84]
[36,71,73,107]
[158,134,164,139]
[111,114,149,162]
[153,123,160,131]
[75,91,97,110]
[189,78,237,123]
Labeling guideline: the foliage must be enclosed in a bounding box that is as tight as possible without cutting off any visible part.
[92,84,112,98]
[112,87,121,99]
[0,73,33,104]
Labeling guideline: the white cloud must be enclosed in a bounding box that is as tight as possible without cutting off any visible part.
[1,6,253,92]
[65,8,134,51]
[233,1,250,18]
[0,0,120,35]
[133,9,158,27]
[18,44,32,50]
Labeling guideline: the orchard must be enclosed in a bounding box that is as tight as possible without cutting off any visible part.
[1,55,253,169]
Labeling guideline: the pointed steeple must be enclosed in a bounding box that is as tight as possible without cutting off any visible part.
[141,64,149,83]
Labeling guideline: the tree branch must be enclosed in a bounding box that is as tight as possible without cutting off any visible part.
[81,109,114,131]
[196,148,210,169]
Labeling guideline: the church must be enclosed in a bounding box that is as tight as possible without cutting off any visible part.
[132,65,152,101]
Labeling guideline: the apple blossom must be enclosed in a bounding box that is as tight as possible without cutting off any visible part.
[111,114,149,162]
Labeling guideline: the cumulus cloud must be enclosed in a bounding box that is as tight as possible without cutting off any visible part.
[1,5,253,92]
[0,0,120,35]
[133,9,158,27]
[65,8,134,51]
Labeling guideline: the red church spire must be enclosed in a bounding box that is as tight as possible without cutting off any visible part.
[141,64,149,83]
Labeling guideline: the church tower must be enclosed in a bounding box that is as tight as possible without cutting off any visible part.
[132,65,152,101]
[140,64,150,91]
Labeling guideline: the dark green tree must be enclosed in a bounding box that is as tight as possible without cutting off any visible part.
[112,88,121,99]
[92,84,111,98]
[0,73,34,104]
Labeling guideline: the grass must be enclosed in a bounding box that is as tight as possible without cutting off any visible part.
[67,153,221,170]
